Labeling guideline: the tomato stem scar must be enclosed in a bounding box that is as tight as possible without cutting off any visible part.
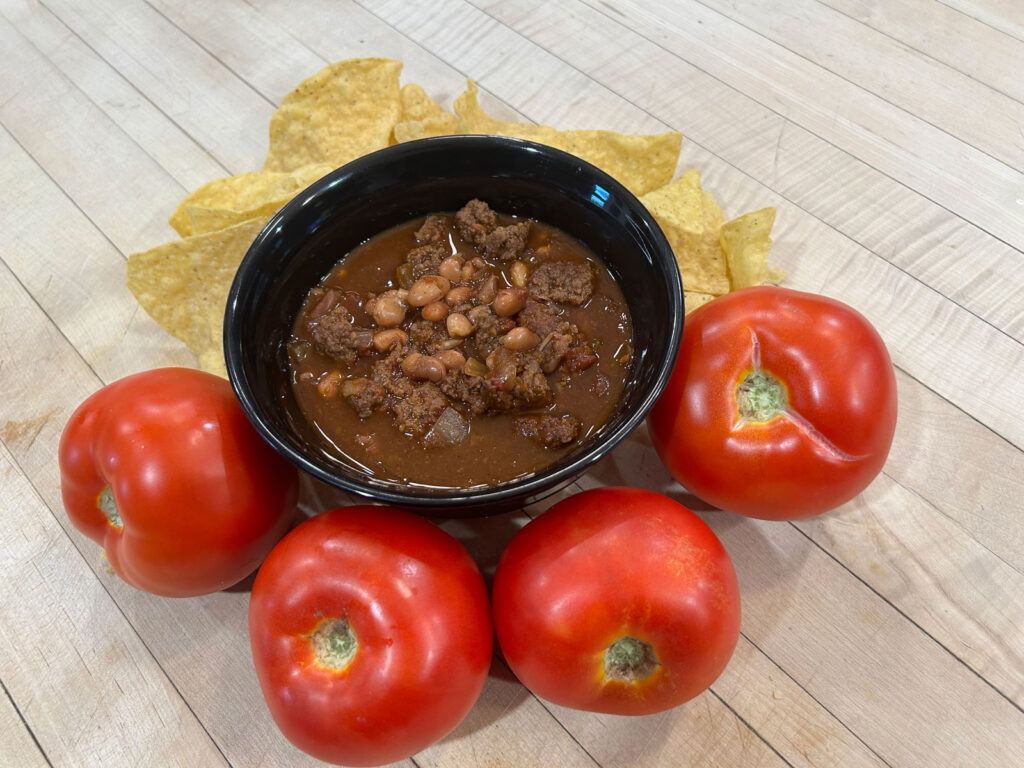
[604,636,658,682]
[310,617,358,671]
[97,485,122,528]
[736,370,787,423]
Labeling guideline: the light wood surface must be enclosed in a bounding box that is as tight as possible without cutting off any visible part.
[2,1,1022,766]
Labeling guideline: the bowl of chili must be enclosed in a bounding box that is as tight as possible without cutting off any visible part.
[225,135,682,516]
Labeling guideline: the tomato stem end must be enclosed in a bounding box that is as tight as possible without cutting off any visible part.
[97,486,122,528]
[604,636,658,683]
[311,617,358,671]
[736,371,787,422]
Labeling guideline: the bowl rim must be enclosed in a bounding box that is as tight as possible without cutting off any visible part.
[225,134,683,510]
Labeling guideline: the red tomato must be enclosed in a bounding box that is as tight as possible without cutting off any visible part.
[248,505,493,767]
[492,487,740,715]
[649,286,897,520]
[58,367,298,596]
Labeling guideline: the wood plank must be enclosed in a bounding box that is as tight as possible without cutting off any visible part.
[694,0,1024,166]
[0,123,195,384]
[818,0,1024,102]
[939,0,1024,42]
[35,0,274,174]
[0,429,227,767]
[0,683,49,768]
[0,15,187,253]
[0,0,227,190]
[474,0,1024,341]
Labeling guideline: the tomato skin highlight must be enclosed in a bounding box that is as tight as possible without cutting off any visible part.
[492,487,740,715]
[57,367,298,596]
[248,506,493,767]
[649,286,898,520]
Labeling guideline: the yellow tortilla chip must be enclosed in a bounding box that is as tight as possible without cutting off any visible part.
[126,217,271,377]
[263,58,402,172]
[169,163,333,237]
[641,169,730,295]
[720,207,785,290]
[393,83,460,143]
[453,80,680,196]
[684,291,716,315]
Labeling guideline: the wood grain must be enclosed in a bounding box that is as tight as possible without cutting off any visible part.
[1,0,1022,766]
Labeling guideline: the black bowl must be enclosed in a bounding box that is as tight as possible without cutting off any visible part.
[224,135,682,516]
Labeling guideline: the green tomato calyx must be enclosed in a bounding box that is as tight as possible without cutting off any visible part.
[97,486,122,528]
[736,370,787,423]
[311,617,358,671]
[604,636,658,683]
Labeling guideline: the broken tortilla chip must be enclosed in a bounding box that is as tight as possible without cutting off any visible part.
[169,163,334,237]
[720,207,785,290]
[453,80,680,196]
[393,83,460,143]
[263,58,403,172]
[641,169,730,295]
[126,217,271,377]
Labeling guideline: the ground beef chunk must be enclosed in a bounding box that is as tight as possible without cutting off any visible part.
[408,320,448,354]
[439,369,489,415]
[370,346,416,399]
[515,413,581,448]
[414,215,448,244]
[528,260,595,305]
[455,199,531,261]
[455,199,496,247]
[517,299,569,338]
[393,383,447,436]
[517,300,576,372]
[405,242,450,278]
[482,221,531,261]
[483,348,552,411]
[341,378,386,418]
[310,305,374,365]
[465,305,515,360]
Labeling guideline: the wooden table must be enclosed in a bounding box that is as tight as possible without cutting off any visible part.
[3,1,1022,766]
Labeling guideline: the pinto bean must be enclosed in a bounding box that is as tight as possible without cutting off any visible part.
[401,353,446,382]
[372,328,409,352]
[493,287,529,317]
[407,275,451,307]
[421,301,449,322]
[438,349,466,370]
[501,326,541,351]
[372,296,406,327]
[439,257,463,282]
[445,286,473,306]
[316,370,342,398]
[446,313,474,338]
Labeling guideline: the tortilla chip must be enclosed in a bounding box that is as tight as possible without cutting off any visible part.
[169,163,333,237]
[126,217,270,377]
[720,207,785,290]
[641,169,730,295]
[684,291,716,315]
[453,80,680,196]
[393,83,460,143]
[263,58,402,172]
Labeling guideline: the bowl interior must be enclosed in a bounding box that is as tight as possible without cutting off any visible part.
[225,136,682,514]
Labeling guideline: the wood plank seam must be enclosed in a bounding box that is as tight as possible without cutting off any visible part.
[562,0,1024,251]
[0,677,53,768]
[815,0,1024,105]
